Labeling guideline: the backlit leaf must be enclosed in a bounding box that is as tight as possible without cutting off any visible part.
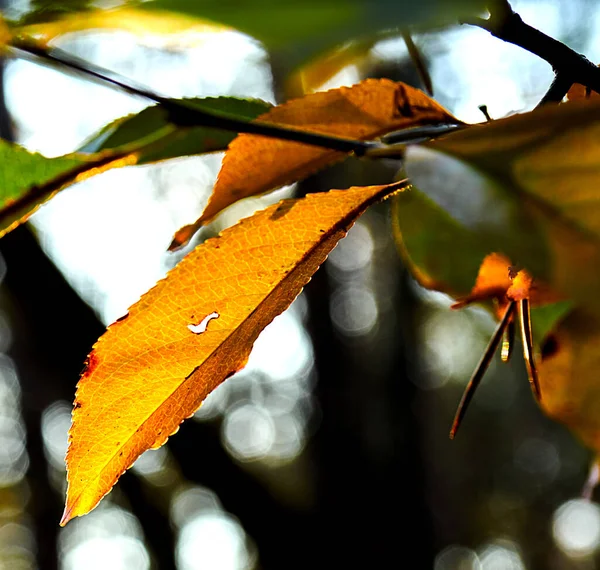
[403,98,600,318]
[61,180,407,524]
[171,79,457,250]
[14,7,227,46]
[0,139,106,237]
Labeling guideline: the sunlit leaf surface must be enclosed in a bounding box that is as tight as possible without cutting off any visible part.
[62,180,406,524]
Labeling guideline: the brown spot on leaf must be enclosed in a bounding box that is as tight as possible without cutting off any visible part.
[270,200,296,221]
[74,402,82,410]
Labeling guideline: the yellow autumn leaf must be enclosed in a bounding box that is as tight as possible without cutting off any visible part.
[169,78,457,250]
[61,180,407,525]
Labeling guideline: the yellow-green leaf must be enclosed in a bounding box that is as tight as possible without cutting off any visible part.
[14,7,227,46]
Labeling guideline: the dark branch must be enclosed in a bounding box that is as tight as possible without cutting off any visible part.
[465,2,600,95]
[10,39,382,156]
[536,72,574,107]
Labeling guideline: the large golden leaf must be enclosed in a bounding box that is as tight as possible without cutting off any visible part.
[61,180,406,524]
[169,79,456,249]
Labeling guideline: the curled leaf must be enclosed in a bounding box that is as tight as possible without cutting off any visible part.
[171,79,457,249]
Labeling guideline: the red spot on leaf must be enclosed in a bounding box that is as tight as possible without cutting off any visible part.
[81,353,99,376]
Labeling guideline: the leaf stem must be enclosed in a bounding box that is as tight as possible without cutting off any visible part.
[518,298,541,400]
[9,38,382,156]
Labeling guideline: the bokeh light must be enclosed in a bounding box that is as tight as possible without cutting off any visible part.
[59,504,149,570]
[434,545,481,570]
[552,499,600,558]
[172,486,255,570]
[478,539,525,570]
[176,512,254,570]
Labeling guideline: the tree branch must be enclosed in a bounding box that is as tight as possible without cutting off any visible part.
[536,72,573,107]
[10,39,382,156]
[464,2,600,94]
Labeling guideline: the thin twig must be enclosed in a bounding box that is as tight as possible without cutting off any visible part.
[363,123,464,159]
[10,39,383,156]
[478,105,492,121]
[449,301,516,439]
[402,32,434,96]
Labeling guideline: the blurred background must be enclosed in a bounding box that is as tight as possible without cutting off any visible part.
[0,0,597,568]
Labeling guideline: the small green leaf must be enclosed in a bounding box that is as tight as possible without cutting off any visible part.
[0,96,270,238]
[0,139,83,199]
[79,97,272,163]
[0,140,126,238]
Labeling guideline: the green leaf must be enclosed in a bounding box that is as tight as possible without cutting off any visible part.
[530,301,572,344]
[0,139,83,197]
[393,184,493,298]
[0,140,126,238]
[79,97,272,163]
[0,96,270,239]
[401,99,600,318]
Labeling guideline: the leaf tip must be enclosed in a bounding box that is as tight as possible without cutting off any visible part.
[59,504,74,527]
[168,222,199,252]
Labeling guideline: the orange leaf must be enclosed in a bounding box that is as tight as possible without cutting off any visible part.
[169,79,457,250]
[61,180,407,524]
[451,252,559,312]
[451,252,514,310]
